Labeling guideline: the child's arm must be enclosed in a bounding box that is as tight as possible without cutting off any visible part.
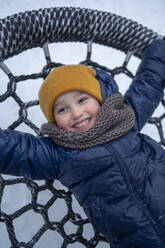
[0,128,59,180]
[124,40,165,132]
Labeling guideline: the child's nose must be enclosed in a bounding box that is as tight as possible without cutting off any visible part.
[71,107,83,119]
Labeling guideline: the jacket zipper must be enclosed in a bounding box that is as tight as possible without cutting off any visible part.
[105,143,165,245]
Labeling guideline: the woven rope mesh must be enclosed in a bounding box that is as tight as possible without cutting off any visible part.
[0,7,164,248]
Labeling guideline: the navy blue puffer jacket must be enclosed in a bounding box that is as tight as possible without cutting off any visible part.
[0,40,165,248]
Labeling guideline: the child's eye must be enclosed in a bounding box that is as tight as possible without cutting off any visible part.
[57,106,68,114]
[79,96,88,103]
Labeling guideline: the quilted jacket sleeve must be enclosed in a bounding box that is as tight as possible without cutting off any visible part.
[0,128,59,180]
[124,40,165,132]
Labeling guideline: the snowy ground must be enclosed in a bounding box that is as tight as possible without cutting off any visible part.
[0,0,164,247]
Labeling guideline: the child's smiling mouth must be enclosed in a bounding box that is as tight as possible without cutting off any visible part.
[72,118,91,131]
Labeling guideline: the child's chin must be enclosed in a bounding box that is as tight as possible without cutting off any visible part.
[74,124,93,132]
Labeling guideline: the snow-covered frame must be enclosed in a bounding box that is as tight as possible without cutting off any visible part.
[0,7,162,61]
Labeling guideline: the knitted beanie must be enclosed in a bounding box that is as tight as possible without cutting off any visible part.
[38,65,102,123]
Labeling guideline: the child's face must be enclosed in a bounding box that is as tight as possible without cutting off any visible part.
[53,91,101,132]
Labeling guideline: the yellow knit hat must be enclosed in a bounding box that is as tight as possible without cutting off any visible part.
[38,65,102,123]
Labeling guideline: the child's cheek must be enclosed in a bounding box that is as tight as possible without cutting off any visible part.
[56,115,70,131]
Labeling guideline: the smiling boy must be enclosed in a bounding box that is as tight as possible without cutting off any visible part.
[0,40,165,247]
[53,91,101,132]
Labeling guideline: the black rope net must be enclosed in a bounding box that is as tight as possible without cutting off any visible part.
[0,7,164,248]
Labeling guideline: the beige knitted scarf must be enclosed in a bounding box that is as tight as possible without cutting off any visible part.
[41,94,135,149]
